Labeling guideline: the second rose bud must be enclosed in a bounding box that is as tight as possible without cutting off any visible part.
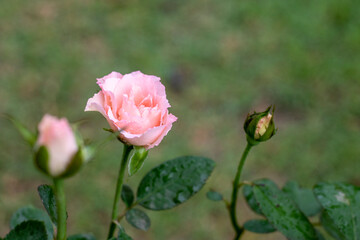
[34,114,88,179]
[243,106,276,146]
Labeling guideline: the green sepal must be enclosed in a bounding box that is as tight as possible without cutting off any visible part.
[82,146,95,163]
[243,106,276,145]
[5,114,37,147]
[128,146,148,177]
[34,146,85,178]
[246,135,260,146]
[103,128,115,133]
[34,146,50,176]
[58,148,85,178]
[244,107,271,139]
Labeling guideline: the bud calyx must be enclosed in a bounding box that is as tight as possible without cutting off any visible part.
[244,106,276,146]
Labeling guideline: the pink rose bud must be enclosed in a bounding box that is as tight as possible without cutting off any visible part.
[244,106,276,146]
[85,71,177,149]
[35,114,80,178]
[254,113,273,140]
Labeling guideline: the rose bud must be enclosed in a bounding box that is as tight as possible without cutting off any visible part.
[128,146,149,176]
[243,106,276,146]
[85,71,177,149]
[34,114,85,178]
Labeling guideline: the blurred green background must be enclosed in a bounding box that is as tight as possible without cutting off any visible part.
[1,0,360,239]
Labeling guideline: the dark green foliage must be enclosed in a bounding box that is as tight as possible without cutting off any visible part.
[314,182,360,240]
[252,179,318,240]
[10,206,53,240]
[117,226,133,240]
[283,181,322,216]
[320,211,344,240]
[37,185,58,225]
[125,209,151,231]
[137,156,215,210]
[206,190,223,201]
[121,185,134,208]
[5,220,47,240]
[243,184,263,215]
[243,219,276,234]
[315,230,326,240]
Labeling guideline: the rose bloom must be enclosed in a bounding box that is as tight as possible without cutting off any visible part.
[85,71,177,149]
[36,114,78,177]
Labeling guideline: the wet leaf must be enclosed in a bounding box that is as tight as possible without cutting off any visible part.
[320,211,344,240]
[121,185,134,208]
[315,230,326,240]
[125,209,151,231]
[252,179,318,240]
[10,206,53,240]
[5,220,47,240]
[283,181,322,216]
[313,182,360,240]
[243,184,263,215]
[117,226,133,240]
[137,156,215,210]
[206,190,223,201]
[243,219,276,233]
[37,185,57,226]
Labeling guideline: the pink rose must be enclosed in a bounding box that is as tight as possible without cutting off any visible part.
[85,71,177,149]
[36,114,78,177]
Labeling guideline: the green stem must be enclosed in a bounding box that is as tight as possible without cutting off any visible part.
[229,143,252,240]
[54,178,67,240]
[107,144,133,239]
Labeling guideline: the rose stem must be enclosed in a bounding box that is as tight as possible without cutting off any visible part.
[107,144,133,239]
[229,143,252,240]
[54,178,67,240]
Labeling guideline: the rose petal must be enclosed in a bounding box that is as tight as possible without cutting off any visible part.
[85,71,177,149]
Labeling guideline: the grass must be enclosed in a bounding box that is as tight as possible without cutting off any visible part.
[1,0,360,239]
